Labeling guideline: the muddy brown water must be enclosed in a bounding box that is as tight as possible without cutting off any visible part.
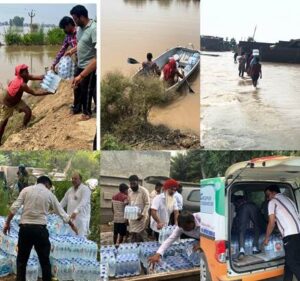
[101,0,200,135]
[201,51,300,150]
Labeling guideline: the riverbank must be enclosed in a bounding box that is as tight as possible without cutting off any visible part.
[1,80,96,150]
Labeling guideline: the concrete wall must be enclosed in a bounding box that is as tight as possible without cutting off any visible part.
[101,151,171,179]
[100,151,172,224]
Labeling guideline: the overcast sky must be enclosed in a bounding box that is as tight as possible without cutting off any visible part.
[0,4,96,24]
[201,0,300,43]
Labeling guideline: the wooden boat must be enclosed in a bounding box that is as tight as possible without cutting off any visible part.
[134,46,200,93]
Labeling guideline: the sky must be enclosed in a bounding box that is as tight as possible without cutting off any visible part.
[201,0,300,43]
[0,3,96,25]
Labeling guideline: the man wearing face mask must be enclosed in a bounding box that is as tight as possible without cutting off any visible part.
[51,16,77,71]
[150,179,179,240]
[148,211,201,265]
[128,175,150,242]
[60,172,91,237]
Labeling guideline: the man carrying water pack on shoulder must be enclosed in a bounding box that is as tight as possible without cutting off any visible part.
[0,64,53,145]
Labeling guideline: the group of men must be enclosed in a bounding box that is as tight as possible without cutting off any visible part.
[236,51,262,87]
[2,172,92,281]
[233,185,300,281]
[141,53,184,86]
[111,175,200,266]
[0,5,97,145]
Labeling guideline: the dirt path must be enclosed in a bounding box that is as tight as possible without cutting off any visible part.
[1,81,96,150]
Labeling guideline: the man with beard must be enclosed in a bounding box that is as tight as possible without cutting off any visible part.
[60,172,91,237]
[128,175,150,242]
[51,16,77,71]
[67,5,97,120]
[150,179,179,240]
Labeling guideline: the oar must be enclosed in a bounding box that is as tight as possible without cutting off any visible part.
[185,79,195,94]
[127,57,140,64]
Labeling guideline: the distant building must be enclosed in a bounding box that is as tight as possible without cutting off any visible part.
[201,36,224,51]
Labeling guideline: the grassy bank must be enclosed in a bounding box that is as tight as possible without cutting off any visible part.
[4,27,65,45]
[101,71,200,150]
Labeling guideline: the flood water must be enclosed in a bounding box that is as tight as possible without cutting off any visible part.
[101,0,200,135]
[201,52,300,150]
[0,45,58,87]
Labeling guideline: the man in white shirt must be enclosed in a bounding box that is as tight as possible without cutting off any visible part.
[264,185,300,281]
[3,176,77,281]
[174,184,183,211]
[150,179,179,240]
[149,182,162,204]
[60,172,91,237]
[149,211,201,265]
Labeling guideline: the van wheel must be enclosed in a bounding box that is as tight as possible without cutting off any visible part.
[200,252,212,281]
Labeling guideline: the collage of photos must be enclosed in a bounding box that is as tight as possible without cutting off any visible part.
[1,0,300,281]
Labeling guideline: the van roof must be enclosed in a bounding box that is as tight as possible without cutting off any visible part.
[225,156,300,185]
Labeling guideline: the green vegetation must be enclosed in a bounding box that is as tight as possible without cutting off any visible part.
[0,151,100,243]
[101,71,177,148]
[9,16,24,27]
[4,27,64,46]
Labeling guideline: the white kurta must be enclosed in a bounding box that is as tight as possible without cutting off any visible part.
[150,193,178,233]
[60,183,91,237]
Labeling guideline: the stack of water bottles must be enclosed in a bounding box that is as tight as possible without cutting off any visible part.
[57,56,75,80]
[0,251,12,278]
[100,238,200,279]
[100,262,109,281]
[41,70,62,94]
[158,225,179,243]
[184,239,201,266]
[184,52,200,74]
[124,206,141,220]
[0,214,100,281]
[230,232,284,260]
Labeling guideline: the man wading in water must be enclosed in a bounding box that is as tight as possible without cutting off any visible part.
[0,64,53,145]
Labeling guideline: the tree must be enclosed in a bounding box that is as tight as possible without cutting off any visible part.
[9,16,24,27]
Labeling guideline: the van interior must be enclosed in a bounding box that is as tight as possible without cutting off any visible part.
[228,181,297,273]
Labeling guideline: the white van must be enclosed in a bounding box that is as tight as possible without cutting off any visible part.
[200,156,300,281]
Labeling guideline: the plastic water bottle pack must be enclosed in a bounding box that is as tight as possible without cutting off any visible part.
[124,206,141,220]
[115,253,141,278]
[158,225,179,243]
[184,240,200,266]
[117,243,139,255]
[73,258,100,281]
[0,215,99,280]
[100,262,109,281]
[0,253,11,278]
[41,71,61,93]
[57,56,75,80]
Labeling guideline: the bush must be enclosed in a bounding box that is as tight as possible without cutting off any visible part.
[101,134,130,150]
[101,71,167,134]
[4,30,22,45]
[46,27,65,45]
[53,180,71,201]
[4,27,64,46]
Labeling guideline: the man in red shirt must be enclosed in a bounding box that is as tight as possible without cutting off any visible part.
[112,183,129,244]
[0,64,53,145]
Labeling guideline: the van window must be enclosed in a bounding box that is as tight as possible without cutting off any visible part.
[188,190,200,202]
